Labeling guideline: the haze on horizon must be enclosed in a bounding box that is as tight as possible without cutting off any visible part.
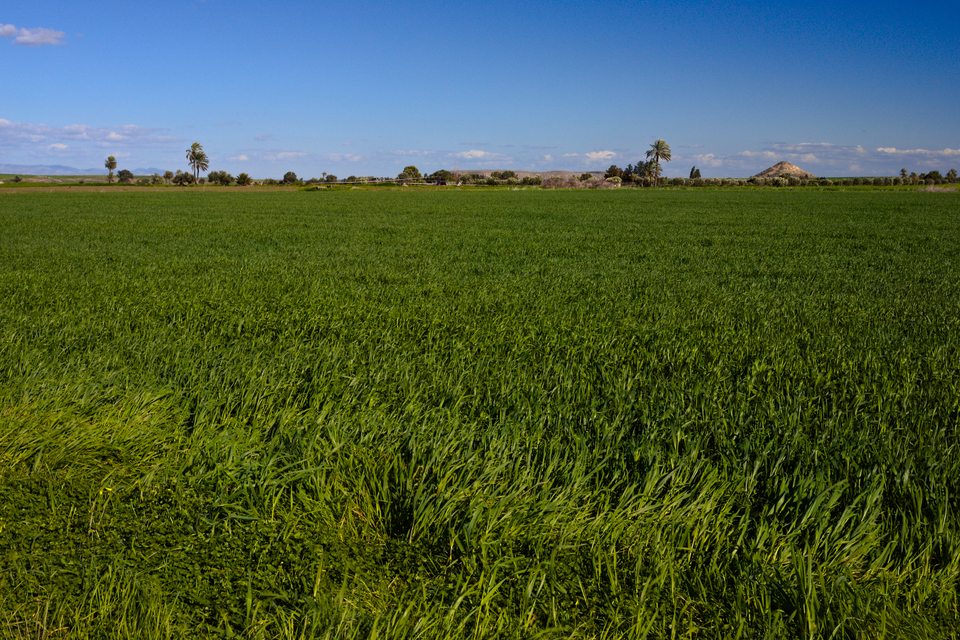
[2,0,958,180]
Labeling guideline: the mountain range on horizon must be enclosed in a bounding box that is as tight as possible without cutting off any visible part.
[0,164,166,177]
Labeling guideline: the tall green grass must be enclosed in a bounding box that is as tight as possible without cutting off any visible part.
[1,189,959,637]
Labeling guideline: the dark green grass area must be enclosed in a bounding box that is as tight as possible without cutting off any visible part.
[1,189,959,638]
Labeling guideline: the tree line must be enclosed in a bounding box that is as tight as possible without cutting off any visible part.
[95,139,957,187]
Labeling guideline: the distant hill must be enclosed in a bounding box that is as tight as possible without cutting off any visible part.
[751,161,817,180]
[0,164,165,176]
[0,164,88,176]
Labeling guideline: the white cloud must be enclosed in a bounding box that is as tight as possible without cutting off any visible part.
[272,151,308,162]
[0,119,178,151]
[455,149,493,159]
[876,147,960,157]
[48,143,68,150]
[229,154,250,162]
[740,150,777,160]
[391,149,432,157]
[1,24,65,46]
[691,153,723,168]
[544,154,552,162]
[446,149,511,166]
[322,153,364,163]
[562,153,579,158]
[585,151,615,161]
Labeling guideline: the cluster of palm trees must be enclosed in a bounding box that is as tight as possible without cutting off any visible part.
[646,139,671,187]
[186,142,209,180]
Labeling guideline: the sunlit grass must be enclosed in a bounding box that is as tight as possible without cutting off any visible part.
[1,188,959,637]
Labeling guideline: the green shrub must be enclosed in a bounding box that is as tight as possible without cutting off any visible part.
[172,171,195,186]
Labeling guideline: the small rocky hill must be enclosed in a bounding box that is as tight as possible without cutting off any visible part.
[752,161,817,180]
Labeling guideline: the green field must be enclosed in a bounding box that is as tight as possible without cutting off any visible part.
[1,189,959,638]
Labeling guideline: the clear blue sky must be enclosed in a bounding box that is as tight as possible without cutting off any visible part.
[2,0,958,179]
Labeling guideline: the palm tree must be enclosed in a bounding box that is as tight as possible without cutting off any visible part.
[104,156,117,183]
[645,139,672,187]
[186,142,209,181]
[194,151,209,180]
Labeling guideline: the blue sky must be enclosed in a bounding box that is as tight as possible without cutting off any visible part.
[2,0,958,179]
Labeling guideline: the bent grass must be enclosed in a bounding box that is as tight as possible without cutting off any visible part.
[1,189,959,637]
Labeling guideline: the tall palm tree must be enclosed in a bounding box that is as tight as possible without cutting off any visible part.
[194,151,209,180]
[186,142,209,181]
[645,139,672,187]
[104,156,117,183]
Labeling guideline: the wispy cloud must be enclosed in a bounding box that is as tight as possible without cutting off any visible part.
[227,149,317,165]
[454,149,496,160]
[322,152,363,163]
[584,151,616,161]
[876,147,960,157]
[690,153,724,168]
[389,149,432,157]
[269,150,309,162]
[0,119,178,151]
[448,149,512,166]
[0,24,65,46]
